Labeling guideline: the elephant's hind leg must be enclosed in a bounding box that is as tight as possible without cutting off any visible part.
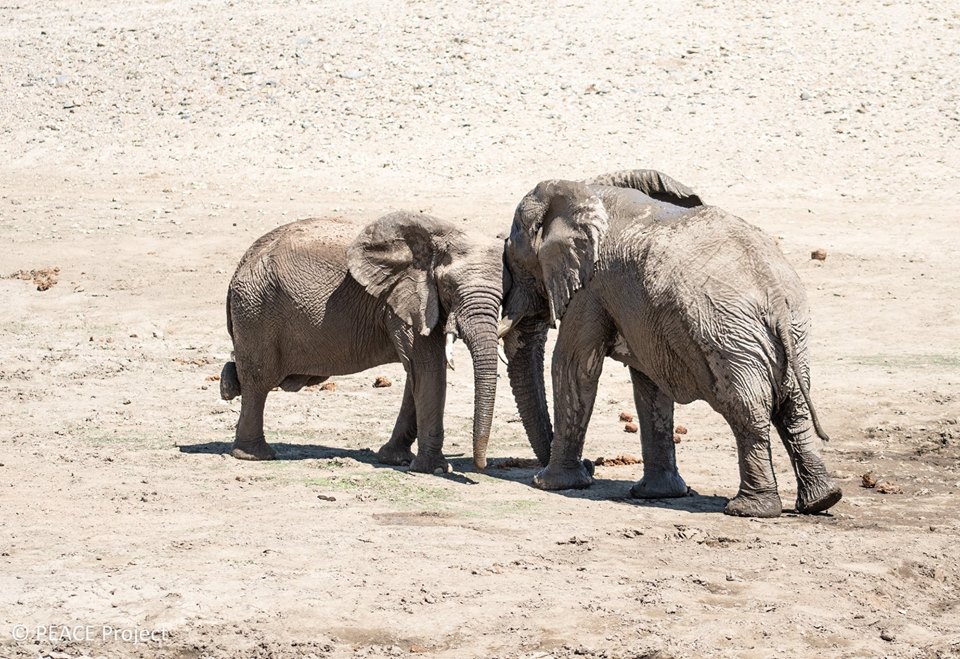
[230,344,279,460]
[723,416,782,518]
[627,368,689,499]
[376,376,417,466]
[773,391,842,514]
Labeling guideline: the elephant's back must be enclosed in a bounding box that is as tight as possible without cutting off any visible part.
[613,206,803,314]
[601,207,806,401]
[232,217,356,276]
[228,216,363,321]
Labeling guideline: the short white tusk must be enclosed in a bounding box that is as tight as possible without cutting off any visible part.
[445,332,456,370]
[497,342,509,366]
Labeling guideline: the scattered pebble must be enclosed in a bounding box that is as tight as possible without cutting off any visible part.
[320,382,337,392]
[672,434,682,443]
[880,630,895,642]
[317,495,337,502]
[861,472,878,488]
[619,411,634,423]
[373,376,392,388]
[624,422,639,433]
[675,425,688,434]
[811,249,828,261]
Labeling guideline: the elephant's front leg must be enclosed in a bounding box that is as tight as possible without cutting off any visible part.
[627,368,688,499]
[406,334,450,474]
[376,377,417,466]
[532,299,610,490]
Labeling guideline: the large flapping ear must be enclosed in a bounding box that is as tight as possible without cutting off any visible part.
[347,211,461,336]
[583,169,704,207]
[511,180,609,326]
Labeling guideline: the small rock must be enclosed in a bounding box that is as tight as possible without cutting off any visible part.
[205,374,220,381]
[320,382,337,392]
[875,480,903,494]
[152,329,164,339]
[339,70,366,80]
[880,630,895,642]
[619,411,634,423]
[624,422,639,433]
[373,376,392,388]
[800,90,817,101]
[672,434,682,444]
[675,424,688,435]
[317,495,336,502]
[861,472,878,488]
[811,249,828,261]
[122,399,131,405]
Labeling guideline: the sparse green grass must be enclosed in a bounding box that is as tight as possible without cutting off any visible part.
[300,470,457,507]
[851,353,960,369]
[459,497,542,519]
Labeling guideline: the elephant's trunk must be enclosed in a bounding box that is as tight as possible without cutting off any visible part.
[457,290,501,471]
[503,318,553,466]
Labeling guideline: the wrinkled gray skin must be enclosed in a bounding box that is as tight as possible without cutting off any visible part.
[220,212,504,472]
[500,170,842,517]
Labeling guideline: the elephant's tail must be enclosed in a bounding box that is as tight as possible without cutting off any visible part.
[775,314,830,442]
[225,288,235,340]
[220,361,241,400]
[221,290,241,400]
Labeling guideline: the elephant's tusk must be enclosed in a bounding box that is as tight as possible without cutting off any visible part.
[497,341,509,366]
[497,317,515,339]
[445,332,456,370]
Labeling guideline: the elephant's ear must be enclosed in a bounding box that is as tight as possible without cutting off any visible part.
[584,169,704,207]
[512,180,609,326]
[348,212,459,336]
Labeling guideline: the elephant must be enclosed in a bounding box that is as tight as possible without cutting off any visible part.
[219,211,504,472]
[498,169,842,518]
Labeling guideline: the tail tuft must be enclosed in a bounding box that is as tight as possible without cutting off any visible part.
[220,362,241,400]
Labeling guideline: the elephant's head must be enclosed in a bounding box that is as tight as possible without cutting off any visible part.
[499,170,703,465]
[496,180,609,464]
[347,211,504,470]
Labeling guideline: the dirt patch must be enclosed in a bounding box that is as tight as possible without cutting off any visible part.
[6,266,59,291]
[595,454,643,467]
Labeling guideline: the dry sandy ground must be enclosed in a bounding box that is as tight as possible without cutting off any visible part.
[2,1,960,657]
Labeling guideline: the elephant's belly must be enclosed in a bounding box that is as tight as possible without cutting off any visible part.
[607,332,705,405]
[289,338,398,377]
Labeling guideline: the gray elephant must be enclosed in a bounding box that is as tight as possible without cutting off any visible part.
[499,170,841,517]
[220,211,504,472]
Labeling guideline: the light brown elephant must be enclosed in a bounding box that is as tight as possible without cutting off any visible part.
[499,170,841,518]
[220,211,504,472]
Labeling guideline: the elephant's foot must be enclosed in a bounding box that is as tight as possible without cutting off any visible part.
[376,441,415,466]
[724,490,782,518]
[796,477,843,514]
[629,469,689,499]
[231,438,276,461]
[409,451,450,474]
[532,461,594,491]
